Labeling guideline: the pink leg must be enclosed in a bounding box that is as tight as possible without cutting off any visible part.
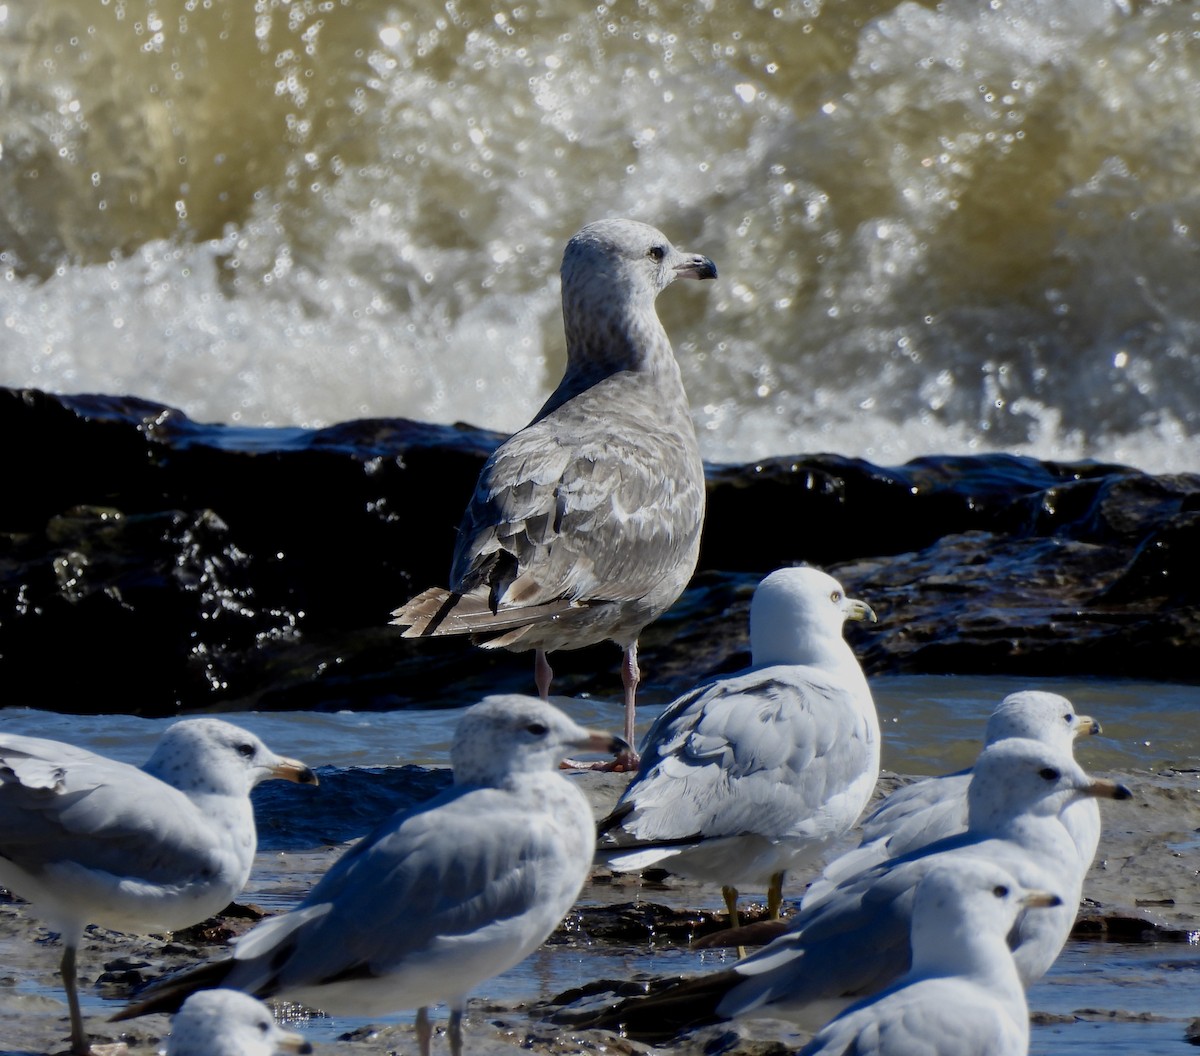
[534,649,553,700]
[620,641,640,749]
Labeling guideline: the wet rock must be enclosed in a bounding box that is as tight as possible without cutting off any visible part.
[3,386,1200,716]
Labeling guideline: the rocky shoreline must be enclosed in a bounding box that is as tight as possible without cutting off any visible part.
[0,765,1195,1056]
[4,386,1200,719]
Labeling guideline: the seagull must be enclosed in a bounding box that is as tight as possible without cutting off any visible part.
[596,566,879,929]
[114,696,627,1056]
[390,219,717,767]
[0,718,318,1056]
[797,859,1060,1056]
[803,689,1102,908]
[561,737,1131,1039]
[165,990,312,1056]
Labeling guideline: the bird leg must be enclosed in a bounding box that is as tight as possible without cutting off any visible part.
[448,1007,464,1056]
[767,871,786,920]
[722,885,748,959]
[534,649,553,700]
[721,885,741,930]
[61,944,91,1056]
[621,641,640,748]
[415,1006,432,1056]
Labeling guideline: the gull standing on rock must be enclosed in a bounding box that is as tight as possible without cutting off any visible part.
[803,689,1102,908]
[0,719,318,1056]
[114,696,627,1056]
[165,990,312,1056]
[798,859,1060,1056]
[390,219,717,765]
[596,566,879,927]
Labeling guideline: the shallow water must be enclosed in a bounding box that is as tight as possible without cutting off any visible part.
[3,673,1199,1053]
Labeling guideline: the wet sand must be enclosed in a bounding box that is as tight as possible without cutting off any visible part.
[1,765,1196,1056]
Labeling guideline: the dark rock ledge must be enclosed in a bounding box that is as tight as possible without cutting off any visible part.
[2,386,1198,716]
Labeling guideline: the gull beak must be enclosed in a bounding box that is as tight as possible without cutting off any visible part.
[1075,714,1102,736]
[578,730,632,759]
[674,253,718,281]
[1083,776,1132,800]
[278,1030,314,1055]
[846,597,878,624]
[271,756,320,786]
[1020,888,1063,910]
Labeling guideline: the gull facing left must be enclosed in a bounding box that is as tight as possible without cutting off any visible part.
[0,718,318,1056]
[115,696,627,1056]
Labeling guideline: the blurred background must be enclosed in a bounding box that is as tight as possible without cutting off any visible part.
[1,0,1198,470]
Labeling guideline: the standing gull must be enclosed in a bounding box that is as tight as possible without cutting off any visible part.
[597,566,879,927]
[564,737,1130,1039]
[803,689,1102,908]
[165,990,312,1056]
[115,696,627,1056]
[0,719,318,1056]
[390,219,717,764]
[798,859,1060,1056]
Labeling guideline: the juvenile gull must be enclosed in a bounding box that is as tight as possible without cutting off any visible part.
[390,219,717,764]
[597,566,879,927]
[797,859,1060,1056]
[115,696,627,1056]
[564,737,1130,1039]
[165,990,312,1056]
[0,719,318,1056]
[803,689,1102,908]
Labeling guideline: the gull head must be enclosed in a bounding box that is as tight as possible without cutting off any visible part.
[559,219,716,372]
[451,694,628,785]
[966,736,1131,833]
[166,989,312,1056]
[748,565,877,668]
[142,718,319,796]
[986,690,1101,748]
[910,857,1062,975]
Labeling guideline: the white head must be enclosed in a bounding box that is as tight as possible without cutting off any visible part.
[451,695,627,786]
[748,566,877,669]
[165,989,311,1056]
[985,691,1100,749]
[559,218,716,374]
[966,737,1130,834]
[142,718,318,796]
[909,858,1061,978]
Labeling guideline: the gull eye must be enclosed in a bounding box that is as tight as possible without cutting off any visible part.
[525,722,549,737]
[258,1021,271,1035]
[830,590,842,603]
[237,743,256,758]
[1038,766,1060,781]
[1063,714,1073,724]
[993,885,1009,898]
[647,244,666,262]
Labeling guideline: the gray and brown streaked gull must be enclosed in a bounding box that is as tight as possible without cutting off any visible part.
[797,859,1060,1056]
[165,990,312,1056]
[0,718,318,1056]
[563,737,1130,1039]
[803,689,1102,909]
[390,219,717,764]
[596,566,879,927]
[115,696,627,1056]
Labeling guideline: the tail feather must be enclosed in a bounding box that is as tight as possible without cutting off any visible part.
[390,587,579,639]
[109,957,236,1022]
